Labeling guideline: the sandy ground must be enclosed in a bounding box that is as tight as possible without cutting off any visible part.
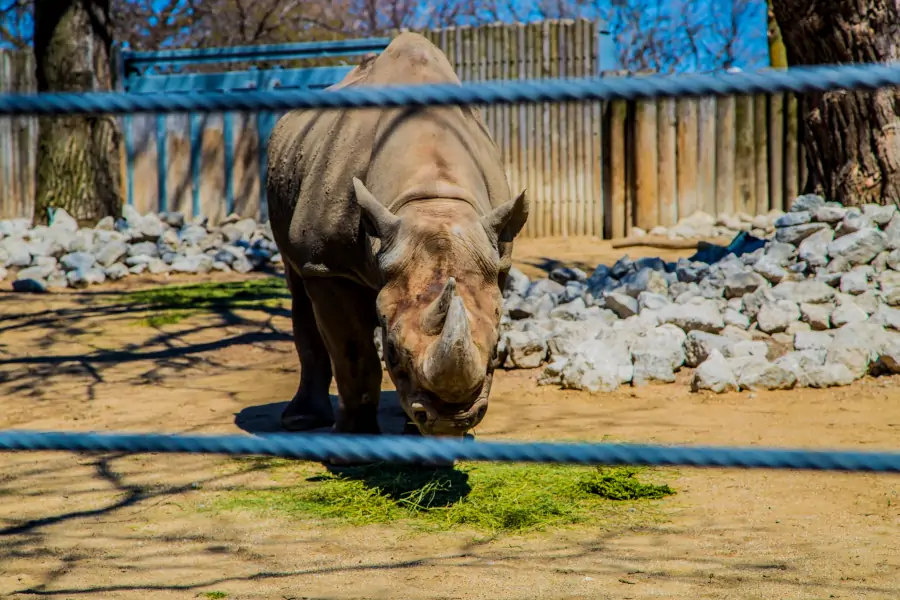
[0,237,898,599]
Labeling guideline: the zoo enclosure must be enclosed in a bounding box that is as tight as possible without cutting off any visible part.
[0,19,806,238]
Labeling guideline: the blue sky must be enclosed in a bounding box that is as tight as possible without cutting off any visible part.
[3,0,770,73]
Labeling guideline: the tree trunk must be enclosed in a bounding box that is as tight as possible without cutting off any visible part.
[766,0,787,69]
[771,0,900,207]
[33,0,122,226]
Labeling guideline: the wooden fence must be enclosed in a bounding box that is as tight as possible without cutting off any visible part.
[0,50,36,221]
[0,20,807,239]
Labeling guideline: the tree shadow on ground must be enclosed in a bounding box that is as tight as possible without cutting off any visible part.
[233,392,473,506]
[233,391,409,436]
[0,274,293,400]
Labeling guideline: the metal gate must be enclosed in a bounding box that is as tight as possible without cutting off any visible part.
[119,38,391,221]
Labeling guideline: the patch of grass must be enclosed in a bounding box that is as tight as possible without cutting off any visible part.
[579,466,676,500]
[210,461,676,534]
[200,592,228,600]
[134,310,195,327]
[121,277,288,326]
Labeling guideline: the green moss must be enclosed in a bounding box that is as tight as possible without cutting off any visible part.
[201,592,228,599]
[208,460,676,534]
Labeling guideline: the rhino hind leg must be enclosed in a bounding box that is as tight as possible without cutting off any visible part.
[304,277,383,436]
[281,268,336,432]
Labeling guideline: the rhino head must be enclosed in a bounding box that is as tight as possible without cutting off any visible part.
[352,177,528,437]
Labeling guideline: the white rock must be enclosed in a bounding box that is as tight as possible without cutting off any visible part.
[691,349,738,393]
[827,227,887,267]
[630,324,686,385]
[683,331,734,368]
[830,302,869,328]
[637,291,670,312]
[756,300,801,334]
[774,349,827,388]
[728,355,797,391]
[657,299,725,334]
[799,302,833,330]
[797,227,834,269]
[794,330,834,352]
[503,330,548,369]
[839,269,870,295]
[605,292,638,319]
[558,339,634,392]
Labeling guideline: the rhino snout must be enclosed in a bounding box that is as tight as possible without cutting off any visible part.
[406,395,488,436]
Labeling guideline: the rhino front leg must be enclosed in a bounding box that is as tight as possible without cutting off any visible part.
[304,278,383,435]
[281,268,336,431]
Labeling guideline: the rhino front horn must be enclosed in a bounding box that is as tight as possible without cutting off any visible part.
[422,277,457,335]
[422,288,483,399]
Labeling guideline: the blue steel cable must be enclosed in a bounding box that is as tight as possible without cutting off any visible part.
[0,430,898,472]
[1,62,900,116]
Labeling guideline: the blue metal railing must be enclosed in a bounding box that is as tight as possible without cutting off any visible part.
[119,37,391,218]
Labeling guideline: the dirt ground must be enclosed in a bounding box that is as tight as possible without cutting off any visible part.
[0,237,898,600]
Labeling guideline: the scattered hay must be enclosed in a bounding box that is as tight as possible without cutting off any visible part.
[209,460,676,533]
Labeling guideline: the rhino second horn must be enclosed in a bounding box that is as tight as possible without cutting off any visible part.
[422,277,457,335]
[423,294,482,399]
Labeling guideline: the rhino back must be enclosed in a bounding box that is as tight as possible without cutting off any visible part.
[266,32,511,284]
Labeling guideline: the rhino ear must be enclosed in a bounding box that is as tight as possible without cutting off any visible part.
[353,177,400,239]
[482,189,528,244]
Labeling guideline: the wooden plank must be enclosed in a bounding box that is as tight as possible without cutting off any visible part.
[715,95,736,215]
[676,98,699,218]
[500,25,513,219]
[199,116,226,224]
[233,112,261,218]
[537,22,550,236]
[734,94,756,216]
[547,21,561,236]
[0,53,9,218]
[555,20,568,237]
[769,93,785,211]
[608,101,628,238]
[635,98,659,231]
[568,21,582,236]
[798,103,808,195]
[697,97,717,215]
[513,24,527,236]
[785,93,800,203]
[573,20,587,236]
[132,115,159,216]
[754,94,769,214]
[587,20,602,237]
[454,26,462,80]
[524,23,537,237]
[657,97,677,226]
[165,115,193,217]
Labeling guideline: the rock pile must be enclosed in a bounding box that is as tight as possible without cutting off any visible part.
[5,198,900,394]
[628,209,782,240]
[499,194,900,393]
[0,206,281,291]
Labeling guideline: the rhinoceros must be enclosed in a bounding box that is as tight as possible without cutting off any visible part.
[265,32,528,438]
